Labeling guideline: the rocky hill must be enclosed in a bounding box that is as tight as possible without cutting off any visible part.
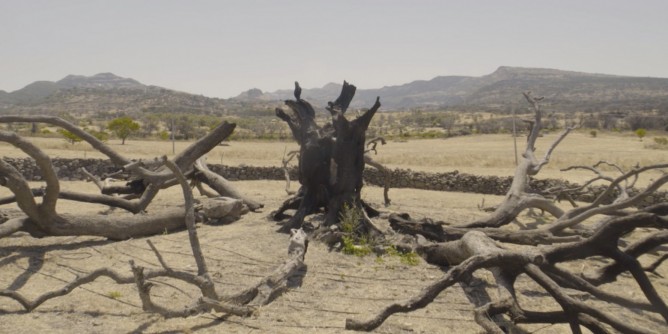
[3,67,668,117]
[0,73,243,117]
[237,67,668,112]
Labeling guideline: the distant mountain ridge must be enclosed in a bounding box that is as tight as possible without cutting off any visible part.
[236,66,668,111]
[0,73,236,116]
[0,73,146,105]
[3,67,668,116]
[57,72,144,90]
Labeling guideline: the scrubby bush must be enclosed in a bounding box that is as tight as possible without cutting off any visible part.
[635,128,647,141]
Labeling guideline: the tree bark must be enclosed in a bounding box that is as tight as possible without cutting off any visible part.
[274,81,382,234]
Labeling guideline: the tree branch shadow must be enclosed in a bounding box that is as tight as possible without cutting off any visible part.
[1,239,112,291]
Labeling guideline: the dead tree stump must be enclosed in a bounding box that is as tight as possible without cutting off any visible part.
[273,82,381,235]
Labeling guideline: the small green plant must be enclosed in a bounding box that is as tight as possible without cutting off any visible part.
[342,235,372,257]
[340,203,372,257]
[386,245,420,266]
[108,291,122,299]
[589,130,597,138]
[340,203,363,234]
[635,128,647,141]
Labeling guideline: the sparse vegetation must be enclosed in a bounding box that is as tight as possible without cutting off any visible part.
[340,203,373,257]
[648,136,668,150]
[385,246,420,266]
[87,129,109,142]
[57,129,83,145]
[107,291,122,299]
[107,116,140,144]
[635,128,647,141]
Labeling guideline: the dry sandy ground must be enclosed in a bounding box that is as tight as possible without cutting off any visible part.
[0,132,666,333]
[1,181,667,333]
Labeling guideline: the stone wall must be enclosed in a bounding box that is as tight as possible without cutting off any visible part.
[2,157,665,206]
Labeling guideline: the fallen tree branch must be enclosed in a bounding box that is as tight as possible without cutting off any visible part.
[281,149,299,195]
[193,159,263,211]
[345,231,544,331]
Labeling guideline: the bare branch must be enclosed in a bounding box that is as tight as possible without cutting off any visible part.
[548,173,668,232]
[586,230,668,285]
[193,159,263,211]
[162,156,209,277]
[531,125,575,174]
[80,167,105,190]
[525,264,654,334]
[281,149,299,195]
[0,217,28,238]
[0,130,59,218]
[365,136,386,155]
[346,232,544,331]
[364,154,391,206]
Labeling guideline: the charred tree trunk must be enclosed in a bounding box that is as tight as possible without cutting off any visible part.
[273,82,381,235]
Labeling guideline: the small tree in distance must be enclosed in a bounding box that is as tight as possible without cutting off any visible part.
[57,129,83,145]
[108,117,140,145]
[635,128,647,141]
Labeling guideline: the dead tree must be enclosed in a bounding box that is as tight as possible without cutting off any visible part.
[272,82,382,235]
[345,93,668,333]
[1,157,307,317]
[0,116,262,239]
[364,137,391,206]
[463,92,573,228]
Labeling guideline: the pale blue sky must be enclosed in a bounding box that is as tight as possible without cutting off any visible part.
[1,0,667,98]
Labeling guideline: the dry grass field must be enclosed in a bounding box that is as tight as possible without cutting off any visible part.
[1,130,667,333]
[1,129,664,186]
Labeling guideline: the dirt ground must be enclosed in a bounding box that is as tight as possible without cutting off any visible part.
[1,180,667,334]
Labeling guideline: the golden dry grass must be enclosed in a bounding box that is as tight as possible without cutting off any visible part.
[2,130,665,187]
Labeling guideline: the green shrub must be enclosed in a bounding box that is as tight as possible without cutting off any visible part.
[342,235,372,257]
[386,246,420,266]
[654,137,668,146]
[635,128,647,141]
[339,203,373,257]
[159,130,170,140]
[58,129,82,145]
[88,130,109,142]
[340,203,363,234]
[108,291,122,299]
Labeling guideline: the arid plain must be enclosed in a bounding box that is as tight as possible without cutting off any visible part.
[1,131,666,333]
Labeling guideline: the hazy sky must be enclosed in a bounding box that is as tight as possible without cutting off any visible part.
[2,0,667,98]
